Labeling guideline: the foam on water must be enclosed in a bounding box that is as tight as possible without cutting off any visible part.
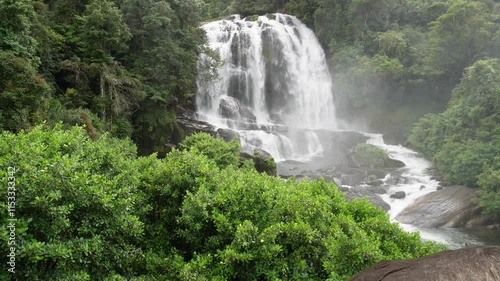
[365,133,482,247]
[197,14,336,161]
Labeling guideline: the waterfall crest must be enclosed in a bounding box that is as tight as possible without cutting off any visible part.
[197,14,337,161]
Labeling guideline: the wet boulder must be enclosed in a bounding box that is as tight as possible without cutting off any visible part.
[240,148,277,176]
[345,186,390,212]
[396,185,494,228]
[218,96,256,123]
[217,128,239,142]
[390,191,406,199]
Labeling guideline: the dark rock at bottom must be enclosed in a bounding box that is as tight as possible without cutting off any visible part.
[347,246,500,281]
[345,187,391,212]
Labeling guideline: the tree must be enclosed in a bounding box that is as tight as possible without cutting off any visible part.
[76,0,131,64]
[122,0,207,155]
[0,51,51,131]
[74,0,134,124]
[231,0,276,17]
[0,126,445,280]
[93,62,145,128]
[428,1,496,79]
[0,125,144,280]
[283,0,320,26]
[477,156,500,218]
[376,30,407,58]
[0,0,39,66]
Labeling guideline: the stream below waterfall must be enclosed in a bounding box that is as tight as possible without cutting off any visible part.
[364,133,499,249]
[272,130,500,249]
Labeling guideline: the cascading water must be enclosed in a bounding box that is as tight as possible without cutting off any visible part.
[197,14,336,161]
[366,133,485,248]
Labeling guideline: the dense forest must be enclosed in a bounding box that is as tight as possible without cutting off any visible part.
[1,0,499,279]
[1,0,498,149]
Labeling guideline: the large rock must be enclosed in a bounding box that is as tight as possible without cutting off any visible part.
[240,149,277,176]
[347,246,500,281]
[341,171,368,186]
[396,185,493,228]
[384,158,406,168]
[218,96,256,123]
[176,108,217,140]
[217,128,239,142]
[390,191,406,199]
[276,130,369,178]
[345,186,390,212]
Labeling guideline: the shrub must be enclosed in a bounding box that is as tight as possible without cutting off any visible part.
[0,126,445,280]
[179,132,240,168]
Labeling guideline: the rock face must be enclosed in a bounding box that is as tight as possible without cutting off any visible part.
[347,246,500,281]
[396,185,493,228]
[390,191,406,199]
[240,149,277,176]
[218,96,256,123]
[217,128,239,142]
[345,187,391,212]
[176,108,216,141]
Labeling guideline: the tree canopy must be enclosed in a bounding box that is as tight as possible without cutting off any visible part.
[0,126,444,280]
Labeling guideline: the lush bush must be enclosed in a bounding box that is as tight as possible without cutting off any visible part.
[477,156,500,218]
[408,59,500,217]
[177,168,444,280]
[0,124,144,280]
[0,126,445,280]
[179,132,240,168]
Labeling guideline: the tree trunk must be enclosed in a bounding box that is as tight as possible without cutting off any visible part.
[100,71,106,123]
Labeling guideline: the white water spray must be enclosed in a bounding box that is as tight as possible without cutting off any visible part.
[366,133,482,248]
[197,14,337,161]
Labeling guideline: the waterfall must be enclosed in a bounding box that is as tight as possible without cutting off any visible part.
[197,14,337,161]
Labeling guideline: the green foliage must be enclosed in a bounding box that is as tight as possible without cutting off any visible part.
[0,127,445,279]
[0,0,206,155]
[376,30,408,58]
[176,159,444,280]
[477,156,500,218]
[0,0,40,66]
[409,59,500,217]
[284,0,320,26]
[0,125,144,280]
[230,0,276,17]
[0,51,52,132]
[407,113,447,158]
[180,132,240,168]
[427,1,496,78]
[76,0,131,64]
[201,0,232,20]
